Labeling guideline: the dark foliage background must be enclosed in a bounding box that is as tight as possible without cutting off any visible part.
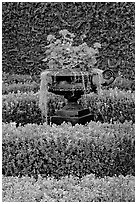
[2,2,135,80]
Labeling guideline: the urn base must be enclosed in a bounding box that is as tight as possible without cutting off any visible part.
[49,113,94,126]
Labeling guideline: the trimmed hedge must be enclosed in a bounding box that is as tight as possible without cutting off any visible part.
[2,174,135,202]
[2,91,65,126]
[104,76,135,92]
[2,75,135,96]
[2,121,135,179]
[2,72,135,94]
[2,72,34,84]
[2,82,39,95]
[79,88,135,123]
[2,88,135,125]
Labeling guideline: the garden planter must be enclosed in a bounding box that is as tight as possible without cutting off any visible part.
[39,67,115,125]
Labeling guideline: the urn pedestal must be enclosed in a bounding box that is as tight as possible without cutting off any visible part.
[50,99,94,126]
[40,68,115,125]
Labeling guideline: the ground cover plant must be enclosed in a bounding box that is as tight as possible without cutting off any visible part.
[2,174,135,202]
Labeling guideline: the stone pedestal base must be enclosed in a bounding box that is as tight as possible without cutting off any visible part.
[50,113,94,125]
[48,105,94,125]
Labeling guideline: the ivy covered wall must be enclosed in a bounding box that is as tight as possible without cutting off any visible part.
[2,2,135,80]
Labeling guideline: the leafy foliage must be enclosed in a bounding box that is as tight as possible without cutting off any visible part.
[2,91,66,126]
[2,82,39,95]
[2,121,135,179]
[2,72,34,84]
[2,2,135,81]
[2,88,135,126]
[104,76,135,91]
[79,88,135,123]
[2,72,135,95]
[2,174,135,202]
[43,29,100,70]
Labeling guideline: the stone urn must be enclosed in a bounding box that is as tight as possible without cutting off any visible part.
[39,67,115,125]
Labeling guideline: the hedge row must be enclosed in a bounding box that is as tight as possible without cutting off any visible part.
[79,88,135,123]
[2,174,135,202]
[2,72,34,84]
[2,73,135,94]
[2,88,135,125]
[2,91,65,126]
[2,121,135,179]
[104,76,135,91]
[2,82,39,95]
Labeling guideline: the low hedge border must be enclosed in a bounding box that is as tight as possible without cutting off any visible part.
[2,73,36,85]
[2,82,39,95]
[2,91,66,125]
[79,88,135,123]
[2,121,135,179]
[104,76,135,91]
[2,88,135,125]
[2,73,135,92]
[2,174,135,202]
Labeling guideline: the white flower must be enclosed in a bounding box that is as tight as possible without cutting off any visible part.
[93,42,101,48]
[47,34,56,42]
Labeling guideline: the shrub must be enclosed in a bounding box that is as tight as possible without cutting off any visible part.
[2,121,135,179]
[2,73,34,85]
[2,82,39,95]
[2,174,135,202]
[2,88,135,125]
[79,88,135,123]
[2,91,66,126]
[105,76,135,91]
